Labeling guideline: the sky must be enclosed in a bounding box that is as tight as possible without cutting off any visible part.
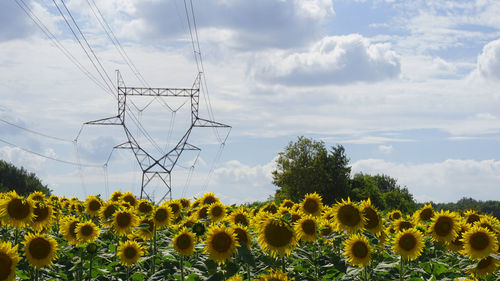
[1,0,500,204]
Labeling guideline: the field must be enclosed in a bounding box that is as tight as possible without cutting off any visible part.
[0,190,499,281]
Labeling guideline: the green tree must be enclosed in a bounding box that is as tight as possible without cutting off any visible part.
[272,136,351,205]
[0,159,51,196]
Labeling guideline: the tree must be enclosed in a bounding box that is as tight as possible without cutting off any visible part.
[272,136,351,205]
[0,159,51,196]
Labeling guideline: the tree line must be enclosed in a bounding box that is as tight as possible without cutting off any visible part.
[271,136,500,218]
[0,159,51,196]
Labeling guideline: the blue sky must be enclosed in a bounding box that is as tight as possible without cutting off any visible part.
[1,0,500,204]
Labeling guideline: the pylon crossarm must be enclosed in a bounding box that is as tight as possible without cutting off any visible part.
[85,115,122,125]
[119,87,198,97]
[194,118,231,128]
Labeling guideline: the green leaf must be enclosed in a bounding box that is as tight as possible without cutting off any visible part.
[206,272,224,281]
[237,244,256,267]
[131,272,147,281]
[15,269,31,280]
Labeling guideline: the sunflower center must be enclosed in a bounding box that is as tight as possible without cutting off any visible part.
[301,219,316,235]
[198,207,208,219]
[338,205,361,227]
[466,214,480,225]
[419,209,433,221]
[211,232,232,253]
[116,212,131,228]
[89,200,101,212]
[291,213,301,223]
[352,241,369,258]
[435,217,452,236]
[477,256,493,270]
[69,221,78,239]
[283,201,294,208]
[203,196,217,205]
[170,204,180,214]
[138,203,152,214]
[123,196,136,207]
[303,199,319,215]
[154,208,168,222]
[398,221,413,232]
[0,252,13,280]
[124,247,137,259]
[399,233,417,251]
[263,204,278,214]
[176,234,192,250]
[363,208,379,229]
[234,228,248,245]
[81,224,94,237]
[33,205,49,223]
[470,232,490,251]
[29,237,51,259]
[211,207,223,217]
[104,205,116,219]
[391,212,401,220]
[7,198,31,220]
[264,220,293,248]
[234,214,249,226]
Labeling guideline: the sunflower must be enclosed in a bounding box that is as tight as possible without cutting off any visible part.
[136,199,153,215]
[280,199,295,209]
[99,201,119,226]
[204,225,239,265]
[295,215,318,243]
[474,217,498,234]
[447,222,470,252]
[319,219,335,237]
[84,195,102,217]
[333,198,365,233]
[22,233,58,269]
[393,218,415,233]
[197,206,209,220]
[117,240,145,267]
[0,241,21,281]
[75,220,100,244]
[262,202,278,214]
[28,191,46,202]
[192,221,206,237]
[208,202,226,222]
[59,215,81,245]
[388,210,402,221]
[0,191,34,228]
[201,192,219,206]
[343,233,372,268]
[414,204,434,224]
[392,228,425,261]
[256,269,293,281]
[301,193,323,217]
[121,191,137,208]
[109,190,123,202]
[232,225,252,248]
[167,200,183,218]
[361,199,383,235]
[471,256,499,277]
[429,210,461,243]
[257,215,297,257]
[179,198,191,209]
[31,201,54,232]
[172,227,196,256]
[464,209,482,225]
[113,208,139,236]
[228,207,250,226]
[134,218,155,241]
[153,204,173,229]
[461,226,498,260]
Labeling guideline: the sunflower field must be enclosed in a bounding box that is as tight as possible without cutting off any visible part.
[0,190,499,281]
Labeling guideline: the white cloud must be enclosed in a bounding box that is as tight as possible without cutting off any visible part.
[0,145,52,171]
[378,145,393,153]
[251,34,401,85]
[477,38,500,81]
[351,158,500,203]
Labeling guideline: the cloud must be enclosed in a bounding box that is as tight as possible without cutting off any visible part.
[251,34,401,86]
[351,158,500,203]
[477,38,500,81]
[122,0,333,49]
[0,1,34,41]
[378,145,393,153]
[213,159,275,187]
[0,145,53,171]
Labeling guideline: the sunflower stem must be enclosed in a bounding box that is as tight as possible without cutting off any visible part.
[88,253,93,281]
[152,225,157,274]
[35,268,39,281]
[180,255,185,281]
[79,246,84,281]
[399,256,405,281]
[246,263,251,281]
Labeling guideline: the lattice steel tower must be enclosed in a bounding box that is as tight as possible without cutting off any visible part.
[85,71,230,202]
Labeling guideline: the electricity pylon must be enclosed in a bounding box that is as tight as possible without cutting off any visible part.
[85,70,230,202]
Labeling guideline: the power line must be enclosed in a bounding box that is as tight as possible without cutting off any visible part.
[0,117,73,143]
[0,137,102,168]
